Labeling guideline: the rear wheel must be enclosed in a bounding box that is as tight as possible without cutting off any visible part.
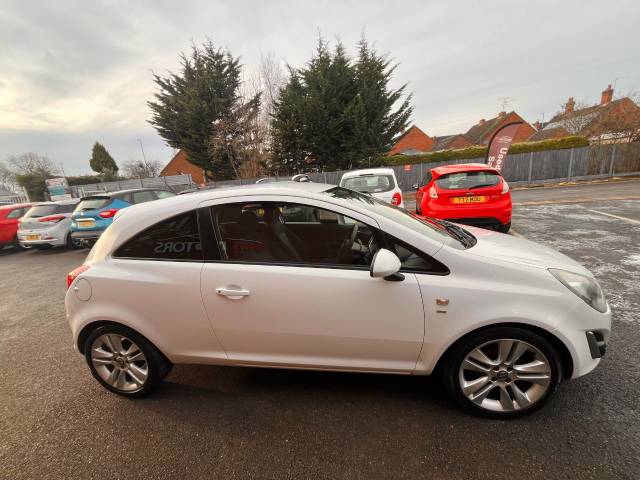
[498,221,511,233]
[440,326,562,418]
[84,324,172,397]
[12,235,26,250]
[66,233,81,250]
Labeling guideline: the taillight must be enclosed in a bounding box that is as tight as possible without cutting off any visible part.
[99,208,119,218]
[38,215,66,223]
[429,186,438,199]
[391,192,402,206]
[67,265,90,289]
[501,180,510,194]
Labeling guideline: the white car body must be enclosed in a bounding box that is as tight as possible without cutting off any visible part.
[339,168,404,208]
[18,199,80,248]
[65,182,611,415]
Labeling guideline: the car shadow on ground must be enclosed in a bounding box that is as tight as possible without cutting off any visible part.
[148,364,456,414]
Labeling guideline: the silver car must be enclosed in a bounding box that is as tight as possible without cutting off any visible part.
[18,199,80,249]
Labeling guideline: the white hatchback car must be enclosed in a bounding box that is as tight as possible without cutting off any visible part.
[66,182,611,418]
[18,199,80,249]
[339,168,404,208]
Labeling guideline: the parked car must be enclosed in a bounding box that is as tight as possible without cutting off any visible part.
[18,199,81,249]
[0,203,32,249]
[414,163,511,232]
[340,168,404,208]
[70,188,176,246]
[66,182,610,418]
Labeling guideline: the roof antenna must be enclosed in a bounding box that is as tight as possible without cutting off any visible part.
[498,97,513,111]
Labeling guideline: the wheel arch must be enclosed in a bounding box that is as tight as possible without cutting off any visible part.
[432,322,574,379]
[77,320,170,367]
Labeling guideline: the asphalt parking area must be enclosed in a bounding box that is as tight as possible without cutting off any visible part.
[1,198,639,479]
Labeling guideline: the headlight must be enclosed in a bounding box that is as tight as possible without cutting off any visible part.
[549,268,607,313]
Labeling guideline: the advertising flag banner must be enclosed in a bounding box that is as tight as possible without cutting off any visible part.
[485,122,523,172]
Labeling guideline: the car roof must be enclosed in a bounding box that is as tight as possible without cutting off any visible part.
[341,168,395,179]
[432,163,501,176]
[80,188,166,199]
[0,202,31,210]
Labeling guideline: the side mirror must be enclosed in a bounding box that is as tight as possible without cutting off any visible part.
[412,183,419,190]
[370,249,403,281]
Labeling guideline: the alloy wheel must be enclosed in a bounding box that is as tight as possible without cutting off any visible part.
[90,333,149,392]
[458,338,552,413]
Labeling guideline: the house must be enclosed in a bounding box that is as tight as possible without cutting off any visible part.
[530,85,640,143]
[464,111,536,146]
[160,150,207,185]
[388,126,435,155]
[430,134,472,151]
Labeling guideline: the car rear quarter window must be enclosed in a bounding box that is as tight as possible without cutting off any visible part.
[436,171,500,190]
[132,191,156,204]
[113,210,202,261]
[155,190,175,199]
[6,207,26,219]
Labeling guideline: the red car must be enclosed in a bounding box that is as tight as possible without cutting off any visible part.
[414,163,512,232]
[0,203,32,249]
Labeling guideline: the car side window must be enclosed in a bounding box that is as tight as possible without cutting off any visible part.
[132,191,155,204]
[155,190,175,199]
[6,208,24,219]
[113,210,202,261]
[384,234,449,274]
[211,202,379,267]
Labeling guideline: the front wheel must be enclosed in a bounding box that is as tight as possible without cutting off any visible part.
[84,324,172,397]
[440,327,562,418]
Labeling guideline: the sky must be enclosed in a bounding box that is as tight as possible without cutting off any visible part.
[1,0,639,175]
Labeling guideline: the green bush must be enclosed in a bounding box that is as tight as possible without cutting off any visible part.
[386,136,589,166]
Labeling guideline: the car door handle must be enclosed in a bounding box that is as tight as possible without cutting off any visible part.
[216,287,250,299]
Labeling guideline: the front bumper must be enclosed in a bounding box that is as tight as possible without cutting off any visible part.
[552,303,612,379]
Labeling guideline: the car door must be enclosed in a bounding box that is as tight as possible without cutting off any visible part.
[199,197,426,373]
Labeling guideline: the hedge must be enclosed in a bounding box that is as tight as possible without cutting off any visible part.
[386,136,589,166]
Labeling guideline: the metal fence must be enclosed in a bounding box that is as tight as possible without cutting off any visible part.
[205,142,640,191]
[70,173,195,197]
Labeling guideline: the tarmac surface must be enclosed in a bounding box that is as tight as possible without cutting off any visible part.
[1,180,639,479]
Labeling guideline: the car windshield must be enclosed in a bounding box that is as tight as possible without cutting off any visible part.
[323,187,475,249]
[74,197,111,212]
[436,171,500,190]
[23,204,58,218]
[341,174,395,193]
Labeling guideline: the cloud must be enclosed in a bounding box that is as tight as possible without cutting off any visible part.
[1,0,639,173]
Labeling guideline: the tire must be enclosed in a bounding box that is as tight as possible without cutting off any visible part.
[13,235,26,250]
[66,233,81,250]
[439,326,562,419]
[498,221,511,233]
[84,324,172,397]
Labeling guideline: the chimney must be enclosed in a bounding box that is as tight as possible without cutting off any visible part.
[498,111,506,119]
[565,97,575,114]
[478,118,486,125]
[533,120,542,130]
[601,84,614,105]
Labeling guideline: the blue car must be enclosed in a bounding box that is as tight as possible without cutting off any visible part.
[70,188,175,245]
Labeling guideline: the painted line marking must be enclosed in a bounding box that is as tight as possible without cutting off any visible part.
[586,210,640,225]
